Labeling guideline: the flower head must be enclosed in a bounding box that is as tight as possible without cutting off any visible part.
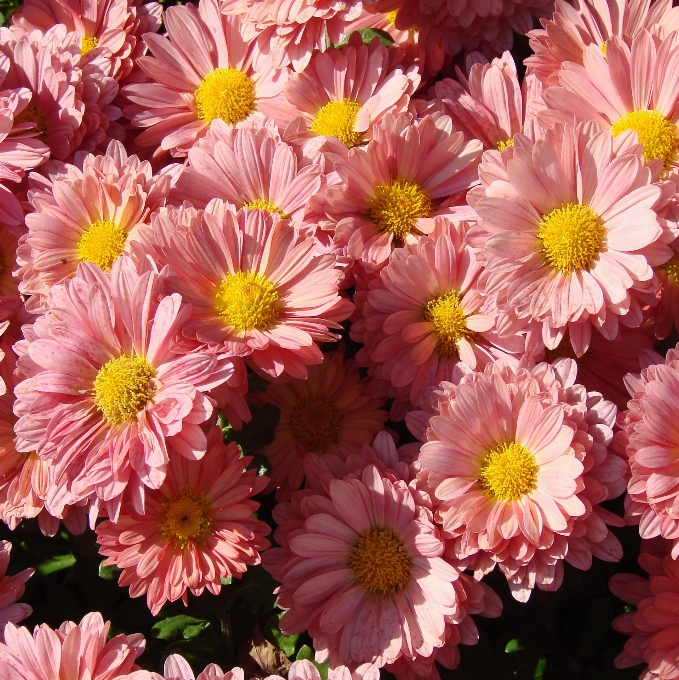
[0,541,32,635]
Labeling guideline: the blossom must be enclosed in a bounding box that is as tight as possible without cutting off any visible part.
[123,0,294,157]
[0,541,32,635]
[13,256,238,522]
[256,345,388,500]
[283,33,419,156]
[527,0,679,86]
[417,358,626,601]
[223,0,363,72]
[610,541,679,680]
[0,612,149,680]
[145,203,353,380]
[17,139,172,313]
[326,112,482,270]
[96,426,270,615]
[172,120,324,231]
[468,120,668,356]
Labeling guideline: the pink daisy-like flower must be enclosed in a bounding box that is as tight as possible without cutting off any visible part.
[0,26,84,161]
[172,120,324,231]
[13,256,238,522]
[542,30,679,176]
[352,217,525,411]
[0,612,150,680]
[614,342,679,558]
[255,345,388,500]
[610,541,679,680]
[468,120,667,356]
[96,426,270,615]
[651,235,679,340]
[17,139,172,313]
[417,358,626,601]
[433,51,546,150]
[123,0,294,157]
[326,112,482,270]
[11,0,162,84]
[282,32,419,156]
[223,0,362,73]
[145,203,353,380]
[0,541,32,636]
[527,0,679,87]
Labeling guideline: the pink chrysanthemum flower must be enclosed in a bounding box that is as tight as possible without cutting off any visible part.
[283,33,419,156]
[352,217,526,411]
[610,541,679,680]
[0,26,84,161]
[543,30,679,176]
[96,426,270,615]
[652,235,679,340]
[13,256,239,522]
[0,612,149,680]
[468,120,667,356]
[326,112,482,270]
[0,541,32,636]
[11,0,162,84]
[255,345,388,500]
[145,203,353,380]
[614,343,679,559]
[172,120,324,231]
[17,139,172,313]
[527,0,679,87]
[433,51,546,150]
[123,0,294,157]
[223,0,362,73]
[417,358,626,602]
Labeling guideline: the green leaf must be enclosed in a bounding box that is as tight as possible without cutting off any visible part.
[505,638,525,653]
[334,28,394,48]
[98,561,121,580]
[152,615,210,641]
[296,645,328,680]
[220,575,233,585]
[224,565,278,613]
[249,452,272,477]
[534,658,547,680]
[264,612,299,658]
[36,553,76,576]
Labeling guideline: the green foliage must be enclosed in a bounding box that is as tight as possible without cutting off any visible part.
[333,28,395,49]
[152,615,211,641]
[296,645,328,680]
[263,611,299,658]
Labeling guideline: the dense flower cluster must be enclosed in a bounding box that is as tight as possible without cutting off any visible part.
[2,0,679,679]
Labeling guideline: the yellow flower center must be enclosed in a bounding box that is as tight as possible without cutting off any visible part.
[349,526,412,597]
[367,179,432,243]
[601,41,608,57]
[215,270,280,332]
[93,355,155,427]
[158,489,213,550]
[537,203,605,274]
[288,395,344,452]
[496,138,514,152]
[81,36,99,55]
[246,198,286,218]
[611,109,678,171]
[310,99,364,148]
[661,254,679,284]
[76,220,127,271]
[479,441,539,501]
[13,102,48,139]
[195,68,256,125]
[423,290,473,357]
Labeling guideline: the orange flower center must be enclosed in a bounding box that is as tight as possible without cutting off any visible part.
[14,102,48,139]
[288,395,344,452]
[158,489,213,550]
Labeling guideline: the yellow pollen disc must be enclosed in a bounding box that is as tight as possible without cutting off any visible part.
[601,41,607,57]
[661,254,679,284]
[537,203,605,274]
[479,441,539,501]
[158,489,213,551]
[215,270,280,332]
[93,355,155,427]
[423,290,473,357]
[13,102,48,139]
[195,68,256,125]
[349,526,412,597]
[76,220,127,271]
[611,109,678,171]
[367,178,432,243]
[246,198,286,218]
[288,395,344,452]
[496,138,514,152]
[81,36,99,55]
[310,99,364,148]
